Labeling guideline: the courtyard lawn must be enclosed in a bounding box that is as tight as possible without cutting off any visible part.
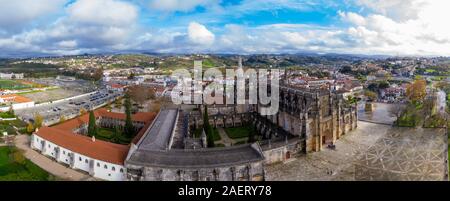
[0,79,31,90]
[95,127,132,145]
[212,128,221,141]
[224,125,254,139]
[0,146,53,181]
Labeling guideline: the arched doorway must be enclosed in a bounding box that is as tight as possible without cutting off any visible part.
[285,151,291,160]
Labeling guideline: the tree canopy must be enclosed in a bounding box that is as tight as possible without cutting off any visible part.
[406,79,426,103]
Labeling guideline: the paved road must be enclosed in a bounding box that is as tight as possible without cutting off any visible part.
[14,135,95,181]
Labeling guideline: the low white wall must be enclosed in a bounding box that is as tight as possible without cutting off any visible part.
[0,101,35,112]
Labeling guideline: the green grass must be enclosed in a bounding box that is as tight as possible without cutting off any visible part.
[212,128,221,141]
[0,79,31,90]
[95,127,131,144]
[0,146,53,181]
[224,125,254,139]
[202,59,216,68]
[0,112,15,118]
[16,90,44,95]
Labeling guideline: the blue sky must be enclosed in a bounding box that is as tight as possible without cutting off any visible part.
[0,0,449,57]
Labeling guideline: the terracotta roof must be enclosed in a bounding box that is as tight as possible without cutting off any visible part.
[35,126,130,165]
[0,94,33,103]
[110,84,125,89]
[53,108,156,131]
[97,108,155,123]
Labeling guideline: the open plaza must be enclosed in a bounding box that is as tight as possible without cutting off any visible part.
[266,121,447,181]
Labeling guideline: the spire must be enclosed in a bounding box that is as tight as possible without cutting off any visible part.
[238,56,243,69]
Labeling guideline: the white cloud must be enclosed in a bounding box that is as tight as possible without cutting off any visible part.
[338,0,450,55]
[68,0,138,26]
[187,22,215,46]
[148,0,218,12]
[0,0,140,56]
[356,0,426,21]
[0,0,67,31]
[1,0,450,57]
[53,0,139,48]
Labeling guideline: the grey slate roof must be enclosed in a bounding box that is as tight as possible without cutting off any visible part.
[138,109,178,150]
[126,144,265,168]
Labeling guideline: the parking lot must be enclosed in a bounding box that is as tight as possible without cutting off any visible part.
[26,77,97,93]
[21,88,83,103]
[15,89,122,126]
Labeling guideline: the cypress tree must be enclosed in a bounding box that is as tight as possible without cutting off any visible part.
[111,126,121,144]
[247,124,257,143]
[203,106,215,147]
[88,110,97,137]
[124,95,135,137]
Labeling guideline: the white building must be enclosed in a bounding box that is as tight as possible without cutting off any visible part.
[29,109,156,181]
[0,73,24,79]
[0,94,35,111]
[31,127,128,181]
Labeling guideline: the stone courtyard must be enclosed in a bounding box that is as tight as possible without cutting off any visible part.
[266,121,448,181]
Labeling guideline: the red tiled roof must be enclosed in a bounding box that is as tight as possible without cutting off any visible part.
[36,127,130,165]
[53,108,156,131]
[0,94,33,103]
[110,84,125,89]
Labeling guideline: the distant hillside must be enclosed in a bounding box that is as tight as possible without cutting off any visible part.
[0,62,61,77]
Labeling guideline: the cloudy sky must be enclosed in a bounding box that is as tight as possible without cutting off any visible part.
[0,0,449,57]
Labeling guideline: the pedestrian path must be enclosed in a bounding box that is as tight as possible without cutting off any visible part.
[215,127,236,146]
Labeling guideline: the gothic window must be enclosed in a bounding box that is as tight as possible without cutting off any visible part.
[85,159,88,163]
[120,168,123,173]
[104,165,108,169]
[97,163,100,167]
[79,157,82,161]
[112,167,116,171]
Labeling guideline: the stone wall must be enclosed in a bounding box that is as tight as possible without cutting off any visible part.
[126,161,265,181]
[261,139,303,165]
